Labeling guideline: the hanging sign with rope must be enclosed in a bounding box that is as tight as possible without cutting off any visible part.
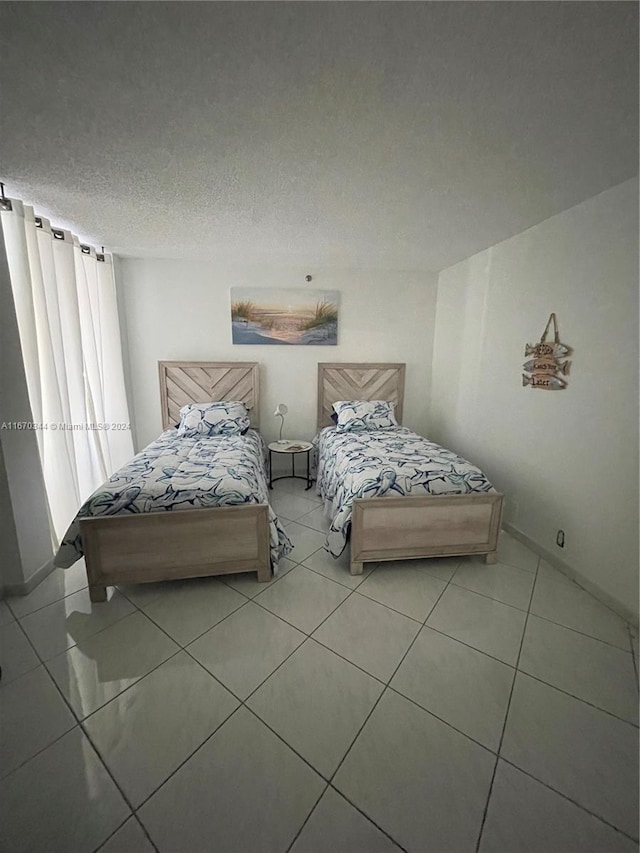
[522,313,572,390]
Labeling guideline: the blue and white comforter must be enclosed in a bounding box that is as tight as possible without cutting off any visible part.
[55,429,292,569]
[315,426,495,557]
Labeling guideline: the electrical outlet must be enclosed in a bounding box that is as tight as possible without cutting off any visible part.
[556,529,565,548]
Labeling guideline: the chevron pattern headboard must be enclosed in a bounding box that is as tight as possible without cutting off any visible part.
[317,363,406,429]
[158,361,260,430]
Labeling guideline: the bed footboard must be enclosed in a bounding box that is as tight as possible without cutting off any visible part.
[350,493,503,574]
[80,504,271,602]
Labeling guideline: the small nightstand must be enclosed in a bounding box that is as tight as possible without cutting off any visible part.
[268,440,314,490]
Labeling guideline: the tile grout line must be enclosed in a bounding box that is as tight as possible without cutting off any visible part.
[627,624,639,691]
[126,706,247,820]
[497,756,640,845]
[100,495,415,846]
[5,532,634,851]
[5,580,90,620]
[13,585,250,851]
[157,550,409,852]
[516,669,639,729]
[527,610,633,653]
[15,589,140,664]
[324,784,410,853]
[2,616,89,767]
[83,578,374,831]
[0,725,78,784]
[486,546,621,847]
[447,578,533,613]
[3,551,516,847]
[285,774,409,853]
[139,590,252,650]
[92,813,159,853]
[75,593,256,830]
[90,816,146,853]
[123,684,337,828]
[250,559,363,637]
[473,555,541,853]
[18,567,637,850]
[0,619,44,684]
[225,549,531,683]
[419,622,519,669]
[282,780,331,853]
[347,587,424,626]
[306,635,390,689]
[240,561,383,697]
[384,683,500,757]
[273,501,325,527]
[170,551,635,661]
[5,583,346,807]
[80,725,153,851]
[302,559,461,852]
[8,558,360,827]
[131,814,160,853]
[446,565,632,653]
[532,566,637,632]
[329,556,460,804]
[4,605,161,852]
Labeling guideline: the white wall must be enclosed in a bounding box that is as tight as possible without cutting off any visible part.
[115,261,438,451]
[431,179,639,617]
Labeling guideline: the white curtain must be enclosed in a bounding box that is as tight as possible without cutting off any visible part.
[1,200,133,545]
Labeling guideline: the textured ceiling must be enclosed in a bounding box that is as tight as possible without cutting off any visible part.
[0,2,637,271]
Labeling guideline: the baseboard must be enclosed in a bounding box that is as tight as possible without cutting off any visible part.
[503,521,638,629]
[0,556,56,600]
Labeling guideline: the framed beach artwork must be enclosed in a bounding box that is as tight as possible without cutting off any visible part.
[230,288,339,346]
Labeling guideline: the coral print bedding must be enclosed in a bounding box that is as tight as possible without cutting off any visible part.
[55,429,292,569]
[315,426,496,556]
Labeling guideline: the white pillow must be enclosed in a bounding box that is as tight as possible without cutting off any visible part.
[332,400,398,432]
[177,401,250,437]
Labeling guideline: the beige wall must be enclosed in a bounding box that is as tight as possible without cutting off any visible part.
[431,179,639,616]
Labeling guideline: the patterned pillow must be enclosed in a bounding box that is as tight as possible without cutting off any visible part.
[333,400,398,432]
[177,401,251,437]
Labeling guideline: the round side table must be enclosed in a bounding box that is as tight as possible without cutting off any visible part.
[268,440,314,490]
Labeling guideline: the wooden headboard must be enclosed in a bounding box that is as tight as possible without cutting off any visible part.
[158,361,260,430]
[317,363,406,429]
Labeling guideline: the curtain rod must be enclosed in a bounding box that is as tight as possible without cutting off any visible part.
[0,182,12,211]
[1,185,106,261]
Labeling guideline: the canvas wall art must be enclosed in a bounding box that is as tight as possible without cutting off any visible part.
[231,288,339,345]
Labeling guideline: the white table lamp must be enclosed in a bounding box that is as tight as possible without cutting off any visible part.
[274,403,288,442]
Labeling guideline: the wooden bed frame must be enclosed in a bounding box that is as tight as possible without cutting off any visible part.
[317,363,503,575]
[81,361,271,602]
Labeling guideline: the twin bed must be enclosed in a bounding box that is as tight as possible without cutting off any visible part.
[55,360,502,600]
[55,362,290,602]
[316,363,502,575]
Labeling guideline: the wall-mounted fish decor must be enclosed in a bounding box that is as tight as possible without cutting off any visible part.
[523,314,572,391]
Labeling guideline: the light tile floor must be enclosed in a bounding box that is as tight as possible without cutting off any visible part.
[1,478,638,853]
